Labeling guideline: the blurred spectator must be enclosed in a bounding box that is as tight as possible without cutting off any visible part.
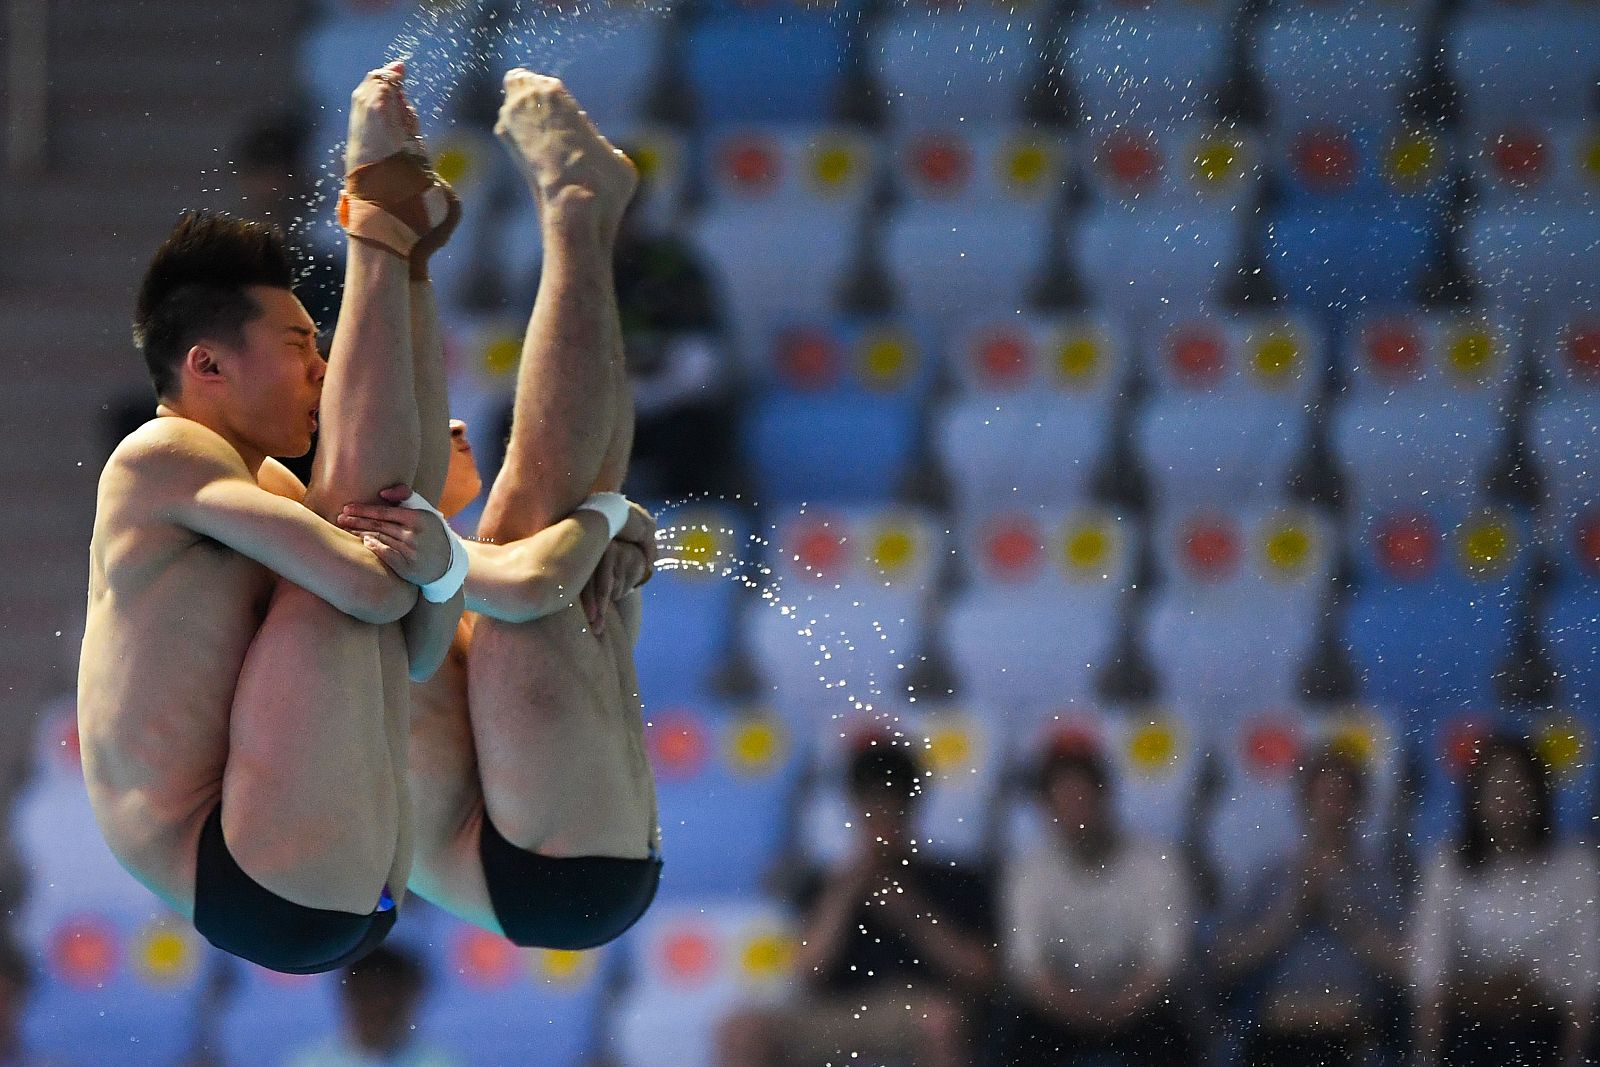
[284,945,460,1067]
[0,936,51,1067]
[717,740,995,1067]
[1210,747,1404,1067]
[1000,743,1195,1067]
[609,158,740,504]
[1410,735,1598,1067]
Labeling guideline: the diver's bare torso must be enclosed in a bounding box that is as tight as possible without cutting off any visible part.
[78,418,409,916]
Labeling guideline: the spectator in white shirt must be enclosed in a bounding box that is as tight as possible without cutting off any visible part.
[1410,734,1598,1067]
[1001,743,1195,1066]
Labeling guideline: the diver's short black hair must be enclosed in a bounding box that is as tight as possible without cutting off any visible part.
[134,210,294,399]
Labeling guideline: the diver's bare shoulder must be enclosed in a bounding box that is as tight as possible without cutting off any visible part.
[77,417,276,912]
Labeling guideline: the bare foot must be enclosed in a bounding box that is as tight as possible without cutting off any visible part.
[494,69,638,241]
[347,61,427,174]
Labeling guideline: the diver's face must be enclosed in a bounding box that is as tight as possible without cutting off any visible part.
[206,287,324,459]
[438,419,483,518]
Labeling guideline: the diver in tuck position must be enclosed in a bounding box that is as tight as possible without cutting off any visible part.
[78,62,468,974]
[338,70,665,949]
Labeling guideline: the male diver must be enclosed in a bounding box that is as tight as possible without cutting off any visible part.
[78,63,465,974]
[339,70,665,949]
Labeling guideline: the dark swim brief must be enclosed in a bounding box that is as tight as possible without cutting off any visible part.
[192,804,397,975]
[479,813,662,951]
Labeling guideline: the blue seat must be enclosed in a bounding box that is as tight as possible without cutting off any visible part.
[648,705,804,898]
[219,965,341,1067]
[1065,9,1233,134]
[1074,204,1247,320]
[1253,4,1428,128]
[743,394,919,505]
[610,898,800,1067]
[683,12,852,125]
[1462,203,1600,336]
[1545,586,1600,716]
[406,904,612,1067]
[1268,203,1436,326]
[747,506,942,715]
[506,5,674,127]
[1447,9,1600,128]
[1342,507,1528,714]
[634,507,749,706]
[885,206,1055,335]
[869,6,1042,128]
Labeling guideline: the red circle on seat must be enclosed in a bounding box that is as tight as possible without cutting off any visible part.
[793,524,846,579]
[650,708,710,780]
[1168,326,1226,387]
[977,332,1030,387]
[662,930,716,984]
[1102,129,1160,191]
[776,326,839,390]
[1375,512,1438,580]
[1565,322,1600,381]
[1366,319,1423,382]
[455,927,517,987]
[910,135,971,195]
[723,138,780,195]
[1294,127,1357,193]
[1182,516,1239,581]
[1575,513,1600,576]
[1490,128,1547,186]
[1243,719,1299,778]
[1442,717,1486,779]
[986,518,1042,581]
[51,917,117,988]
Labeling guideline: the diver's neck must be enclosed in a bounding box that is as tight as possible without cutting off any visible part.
[155,402,268,478]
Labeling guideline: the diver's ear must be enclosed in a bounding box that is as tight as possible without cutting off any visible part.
[181,343,225,385]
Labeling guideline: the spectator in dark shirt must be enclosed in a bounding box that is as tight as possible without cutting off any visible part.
[1210,747,1404,1067]
[608,154,740,504]
[717,740,996,1067]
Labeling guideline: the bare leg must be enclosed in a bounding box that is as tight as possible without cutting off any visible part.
[220,66,434,914]
[466,73,654,860]
[475,70,636,543]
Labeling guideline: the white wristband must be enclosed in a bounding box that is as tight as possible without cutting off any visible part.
[395,492,470,603]
[578,492,631,539]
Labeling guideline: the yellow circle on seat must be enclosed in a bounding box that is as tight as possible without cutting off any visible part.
[860,332,912,390]
[926,724,974,774]
[1387,129,1440,189]
[1062,522,1111,576]
[136,925,195,985]
[1444,327,1495,381]
[1127,722,1178,775]
[1055,334,1101,386]
[1458,517,1515,578]
[813,142,856,190]
[728,718,785,775]
[1251,330,1301,384]
[1263,520,1312,577]
[434,144,472,188]
[870,527,917,575]
[1193,134,1242,185]
[483,334,522,377]
[534,947,596,985]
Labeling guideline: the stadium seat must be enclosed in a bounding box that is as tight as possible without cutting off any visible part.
[1140,505,1331,730]
[746,506,943,716]
[1065,10,1236,135]
[1074,203,1248,320]
[1266,125,1452,323]
[701,127,880,218]
[1462,203,1600,336]
[683,11,854,125]
[884,205,1055,337]
[218,965,341,1067]
[647,704,804,897]
[409,907,613,1067]
[611,899,799,1067]
[743,318,931,504]
[946,508,1135,716]
[1135,313,1322,507]
[888,126,1069,223]
[1446,9,1600,129]
[868,2,1044,129]
[1334,311,1517,510]
[1342,505,1528,714]
[1530,314,1600,518]
[937,315,1129,517]
[1543,510,1600,714]
[687,209,861,370]
[634,506,751,707]
[1253,3,1429,128]
[1078,124,1262,213]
